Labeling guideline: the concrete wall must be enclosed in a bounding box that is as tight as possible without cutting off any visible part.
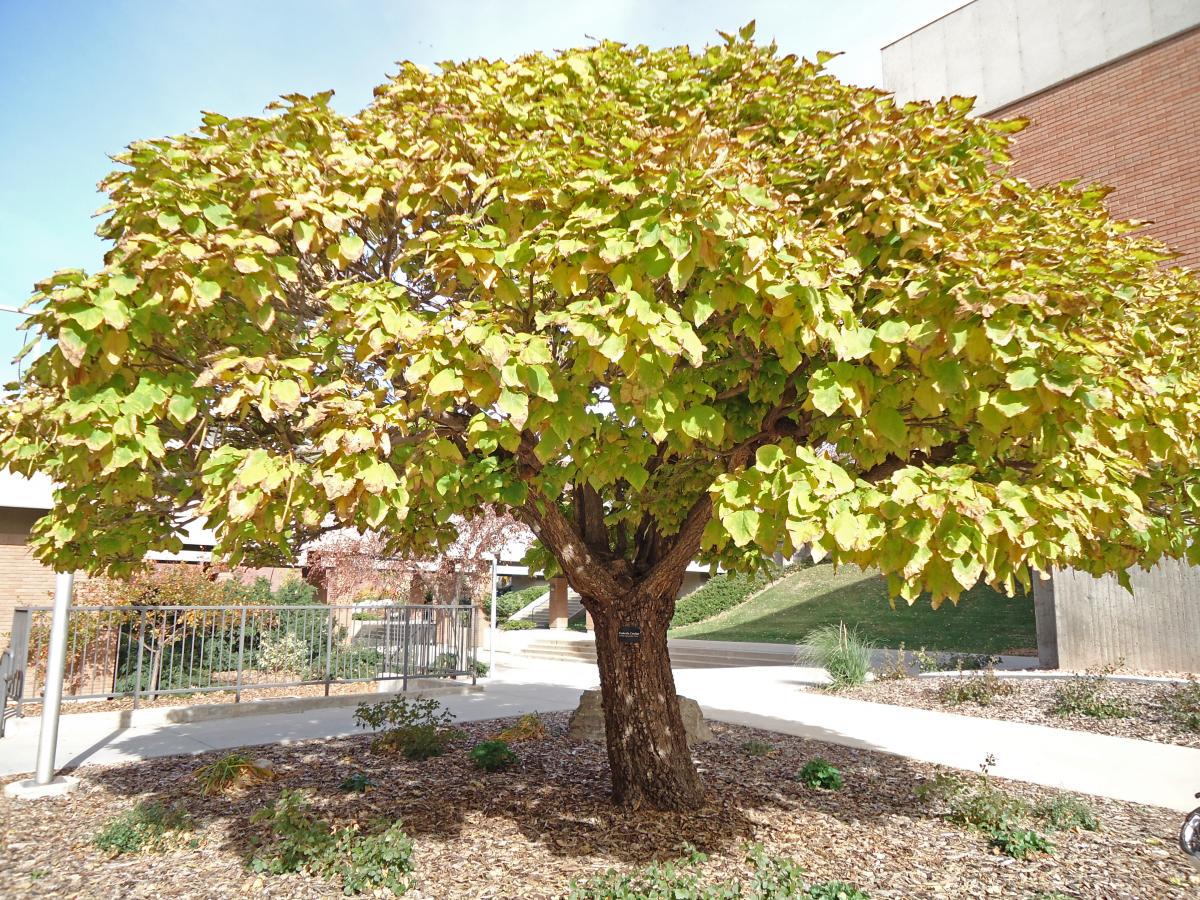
[1034,560,1200,672]
[882,0,1200,114]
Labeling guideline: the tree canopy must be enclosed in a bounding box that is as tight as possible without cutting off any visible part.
[4,24,1199,606]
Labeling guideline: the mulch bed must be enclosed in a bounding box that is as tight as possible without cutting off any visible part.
[1,712,1196,899]
[845,676,1200,749]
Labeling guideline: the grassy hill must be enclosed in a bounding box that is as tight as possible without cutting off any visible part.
[669,563,1036,655]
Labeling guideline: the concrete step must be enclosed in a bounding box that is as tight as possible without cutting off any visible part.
[500,636,796,669]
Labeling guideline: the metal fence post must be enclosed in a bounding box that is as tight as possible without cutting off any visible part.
[34,572,74,785]
[235,607,247,703]
[324,607,334,696]
[132,609,146,711]
[401,608,410,692]
[469,604,477,685]
[9,608,31,718]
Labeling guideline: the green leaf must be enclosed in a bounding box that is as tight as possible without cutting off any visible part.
[193,279,222,305]
[428,368,464,396]
[338,234,366,263]
[724,509,760,547]
[868,406,907,447]
[1006,367,1040,391]
[738,182,778,209]
[203,204,233,228]
[680,406,725,443]
[876,320,909,344]
[167,394,198,426]
[109,274,139,297]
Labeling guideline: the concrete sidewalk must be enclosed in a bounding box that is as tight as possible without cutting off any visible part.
[4,660,1198,812]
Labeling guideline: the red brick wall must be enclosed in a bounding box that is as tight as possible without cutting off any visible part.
[991,26,1200,269]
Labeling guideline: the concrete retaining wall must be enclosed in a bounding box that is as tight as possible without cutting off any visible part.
[1034,559,1200,672]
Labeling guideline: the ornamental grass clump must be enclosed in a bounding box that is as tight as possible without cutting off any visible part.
[194,751,276,795]
[801,623,873,689]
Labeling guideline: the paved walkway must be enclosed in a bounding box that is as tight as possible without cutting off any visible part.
[4,659,1198,812]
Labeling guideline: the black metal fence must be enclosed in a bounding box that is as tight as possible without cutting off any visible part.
[4,602,479,714]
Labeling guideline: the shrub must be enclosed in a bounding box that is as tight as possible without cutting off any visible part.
[936,667,1015,707]
[257,630,311,674]
[874,643,912,682]
[340,773,377,794]
[1033,794,1098,832]
[273,577,317,606]
[250,790,414,895]
[1160,677,1200,733]
[669,567,779,628]
[916,760,1028,834]
[498,712,548,743]
[989,826,1053,859]
[802,623,873,688]
[742,739,773,757]
[194,752,275,795]
[470,739,518,772]
[355,696,463,759]
[495,584,548,622]
[1051,666,1131,719]
[94,801,194,856]
[799,758,844,791]
[500,618,536,631]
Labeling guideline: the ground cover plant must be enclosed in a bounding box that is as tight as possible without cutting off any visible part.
[495,584,550,623]
[798,757,844,791]
[6,19,1199,812]
[2,713,1196,898]
[250,789,415,895]
[470,739,519,772]
[1051,666,1133,719]
[92,800,195,856]
[670,563,795,629]
[935,666,1015,706]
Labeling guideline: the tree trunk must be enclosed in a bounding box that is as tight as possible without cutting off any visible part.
[588,589,706,810]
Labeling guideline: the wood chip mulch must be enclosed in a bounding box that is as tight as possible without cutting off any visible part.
[844,677,1200,749]
[1,712,1196,899]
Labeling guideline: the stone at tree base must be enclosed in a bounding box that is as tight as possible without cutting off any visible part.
[567,689,714,746]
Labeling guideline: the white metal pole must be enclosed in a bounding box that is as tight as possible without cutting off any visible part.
[489,556,497,676]
[35,571,74,785]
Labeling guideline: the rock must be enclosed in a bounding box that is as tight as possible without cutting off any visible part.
[567,689,714,745]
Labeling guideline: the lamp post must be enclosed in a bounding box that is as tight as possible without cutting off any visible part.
[489,555,498,676]
[5,570,79,799]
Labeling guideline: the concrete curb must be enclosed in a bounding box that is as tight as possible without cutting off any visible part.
[4,681,483,735]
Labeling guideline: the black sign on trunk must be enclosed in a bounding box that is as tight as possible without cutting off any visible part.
[617,624,642,644]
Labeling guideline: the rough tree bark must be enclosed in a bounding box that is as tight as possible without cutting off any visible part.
[585,587,706,810]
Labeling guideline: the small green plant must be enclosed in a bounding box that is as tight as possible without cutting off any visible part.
[194,751,275,795]
[567,844,864,899]
[470,739,518,772]
[1160,677,1200,733]
[29,870,49,881]
[354,696,463,759]
[916,757,1028,833]
[801,622,873,689]
[989,826,1053,859]
[799,757,844,791]
[94,801,194,856]
[805,882,872,900]
[1051,665,1131,719]
[500,618,537,631]
[470,659,490,677]
[936,665,1015,706]
[742,739,773,757]
[340,773,377,794]
[1033,794,1098,832]
[498,712,548,743]
[913,646,942,673]
[250,789,414,895]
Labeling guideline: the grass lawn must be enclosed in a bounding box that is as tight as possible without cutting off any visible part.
[669,562,1037,654]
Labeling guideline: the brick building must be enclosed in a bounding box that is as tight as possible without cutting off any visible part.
[883,0,1200,671]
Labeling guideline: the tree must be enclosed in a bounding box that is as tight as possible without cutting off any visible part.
[3,24,1198,809]
[308,508,523,605]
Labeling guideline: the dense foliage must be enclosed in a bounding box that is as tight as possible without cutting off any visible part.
[495,583,548,622]
[3,23,1196,608]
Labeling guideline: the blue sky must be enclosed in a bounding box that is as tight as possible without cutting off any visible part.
[0,0,966,383]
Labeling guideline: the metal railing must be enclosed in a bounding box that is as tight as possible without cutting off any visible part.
[4,602,478,715]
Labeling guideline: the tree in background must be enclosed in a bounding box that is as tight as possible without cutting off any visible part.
[307,507,523,605]
[4,24,1198,809]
